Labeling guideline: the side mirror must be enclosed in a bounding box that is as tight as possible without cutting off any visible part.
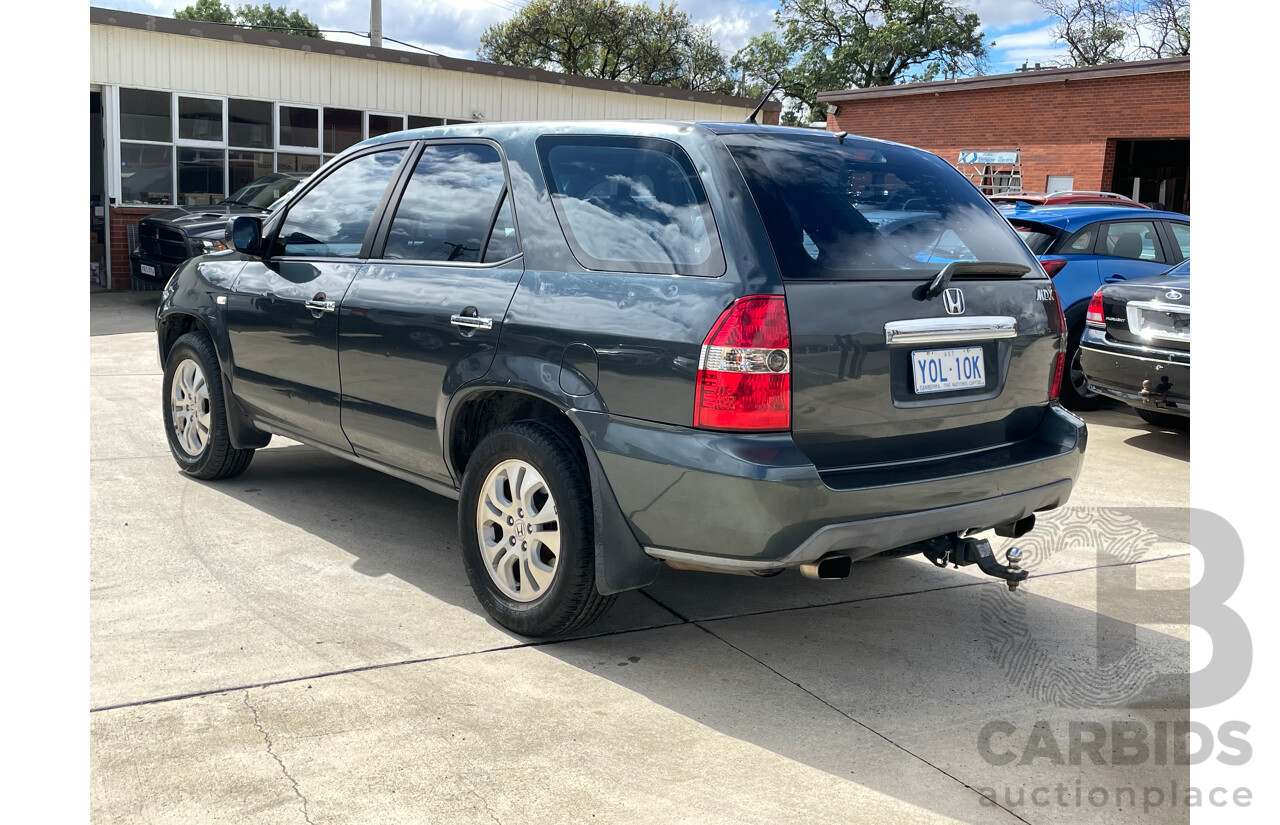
[226,215,264,256]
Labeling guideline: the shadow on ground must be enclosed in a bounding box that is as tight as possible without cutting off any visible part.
[203,444,1191,823]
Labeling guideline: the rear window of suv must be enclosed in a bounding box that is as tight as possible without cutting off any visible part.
[537,135,724,276]
[723,132,1040,280]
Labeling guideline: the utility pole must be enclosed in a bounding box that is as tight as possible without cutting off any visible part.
[370,0,382,49]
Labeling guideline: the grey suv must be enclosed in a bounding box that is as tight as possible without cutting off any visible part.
[155,121,1087,637]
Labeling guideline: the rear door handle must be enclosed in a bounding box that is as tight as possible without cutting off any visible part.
[305,292,337,314]
[1105,274,1128,283]
[450,314,493,330]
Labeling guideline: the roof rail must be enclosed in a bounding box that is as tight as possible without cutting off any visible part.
[1046,190,1131,198]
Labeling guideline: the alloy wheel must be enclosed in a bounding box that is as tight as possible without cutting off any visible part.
[170,358,212,456]
[475,459,561,603]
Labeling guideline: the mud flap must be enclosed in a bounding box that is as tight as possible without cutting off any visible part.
[581,437,661,595]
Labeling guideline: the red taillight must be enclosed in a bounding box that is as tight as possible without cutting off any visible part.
[694,295,791,431]
[1050,351,1066,400]
[1039,258,1068,278]
[1048,289,1068,400]
[1086,289,1105,327]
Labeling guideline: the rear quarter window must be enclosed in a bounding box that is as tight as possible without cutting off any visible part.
[537,136,724,276]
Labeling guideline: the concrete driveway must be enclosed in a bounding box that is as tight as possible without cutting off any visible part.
[90,291,1191,823]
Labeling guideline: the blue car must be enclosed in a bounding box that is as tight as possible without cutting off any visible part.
[1000,204,1190,409]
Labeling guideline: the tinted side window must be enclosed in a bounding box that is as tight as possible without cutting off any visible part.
[483,194,520,263]
[538,136,724,276]
[385,143,509,263]
[277,149,406,258]
[1066,226,1096,252]
[1009,221,1059,255]
[1104,221,1161,261]
[1168,222,1190,260]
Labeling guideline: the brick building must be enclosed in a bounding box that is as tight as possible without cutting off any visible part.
[817,57,1189,214]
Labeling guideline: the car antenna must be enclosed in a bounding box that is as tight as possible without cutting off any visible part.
[745,75,785,124]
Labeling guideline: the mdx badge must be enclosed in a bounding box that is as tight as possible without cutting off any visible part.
[942,287,966,315]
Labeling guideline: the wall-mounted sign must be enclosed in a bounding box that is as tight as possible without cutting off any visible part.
[958,150,1020,165]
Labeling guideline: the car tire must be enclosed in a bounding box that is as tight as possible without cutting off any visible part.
[458,420,616,638]
[1059,325,1103,411]
[162,331,256,480]
[1136,408,1188,429]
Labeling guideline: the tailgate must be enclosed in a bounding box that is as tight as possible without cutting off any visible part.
[786,276,1061,470]
[719,130,1059,473]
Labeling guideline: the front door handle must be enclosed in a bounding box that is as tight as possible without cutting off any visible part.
[1105,274,1128,283]
[305,292,337,314]
[450,314,494,330]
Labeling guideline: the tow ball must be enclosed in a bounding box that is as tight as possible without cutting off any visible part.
[922,535,1028,591]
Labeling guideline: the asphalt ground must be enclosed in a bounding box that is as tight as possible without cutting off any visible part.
[90,291,1191,824]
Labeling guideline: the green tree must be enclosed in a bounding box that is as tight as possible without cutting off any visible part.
[478,0,735,93]
[174,2,323,39]
[174,0,234,24]
[733,1,989,122]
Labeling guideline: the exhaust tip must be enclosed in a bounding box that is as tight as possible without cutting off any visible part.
[800,553,852,580]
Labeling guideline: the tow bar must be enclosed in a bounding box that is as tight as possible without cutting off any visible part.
[921,534,1027,591]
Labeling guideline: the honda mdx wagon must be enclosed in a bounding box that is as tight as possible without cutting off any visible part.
[156,121,1087,636]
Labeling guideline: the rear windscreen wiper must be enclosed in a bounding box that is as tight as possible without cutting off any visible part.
[923,261,1032,299]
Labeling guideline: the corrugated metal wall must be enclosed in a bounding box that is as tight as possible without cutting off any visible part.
[91,26,750,122]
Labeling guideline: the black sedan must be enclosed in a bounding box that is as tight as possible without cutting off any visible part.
[1079,260,1190,426]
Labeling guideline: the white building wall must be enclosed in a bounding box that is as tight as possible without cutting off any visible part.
[90,25,754,122]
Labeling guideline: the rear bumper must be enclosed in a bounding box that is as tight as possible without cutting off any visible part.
[1079,333,1189,415]
[573,405,1086,571]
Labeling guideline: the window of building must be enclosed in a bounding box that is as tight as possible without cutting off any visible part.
[120,142,174,205]
[323,108,362,154]
[177,148,226,206]
[408,116,445,130]
[276,149,406,258]
[277,153,321,174]
[119,88,172,143]
[279,105,320,150]
[229,151,276,193]
[229,99,273,149]
[367,113,406,138]
[1046,175,1074,193]
[177,96,224,143]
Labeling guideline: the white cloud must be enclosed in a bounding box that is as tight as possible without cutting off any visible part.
[93,0,1056,69]
[966,0,1047,32]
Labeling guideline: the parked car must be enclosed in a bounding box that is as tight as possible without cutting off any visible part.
[131,172,307,285]
[989,190,1148,208]
[998,204,1190,410]
[155,122,1086,636]
[1079,260,1189,426]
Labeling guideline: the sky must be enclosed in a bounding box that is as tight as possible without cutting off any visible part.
[89,0,1069,76]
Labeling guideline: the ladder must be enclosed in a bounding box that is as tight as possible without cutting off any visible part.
[956,150,1022,195]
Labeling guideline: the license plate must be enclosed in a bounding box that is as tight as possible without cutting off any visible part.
[140,263,157,277]
[911,347,985,394]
